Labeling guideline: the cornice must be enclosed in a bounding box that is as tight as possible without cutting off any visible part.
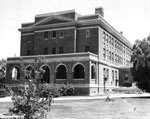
[7,52,98,64]
[19,21,78,32]
[78,19,132,49]
[19,13,132,49]
[35,9,76,18]
[33,15,77,26]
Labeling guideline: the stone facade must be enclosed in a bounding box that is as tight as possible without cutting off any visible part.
[6,8,133,95]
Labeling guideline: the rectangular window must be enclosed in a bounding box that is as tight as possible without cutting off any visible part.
[115,54,117,63]
[85,46,90,52]
[109,51,111,60]
[43,48,48,54]
[103,32,106,40]
[85,30,90,37]
[115,71,117,79]
[107,69,109,79]
[27,50,31,56]
[52,31,56,38]
[109,36,111,45]
[112,53,114,61]
[112,70,114,81]
[52,48,56,54]
[44,31,49,38]
[59,47,64,54]
[103,48,106,59]
[60,31,64,37]
[107,50,109,60]
[103,68,106,78]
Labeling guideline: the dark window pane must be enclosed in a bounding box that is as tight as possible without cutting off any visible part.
[52,31,56,38]
[91,65,95,79]
[43,48,48,54]
[44,31,49,38]
[56,65,67,79]
[60,31,64,37]
[85,46,90,52]
[41,66,50,83]
[27,50,31,56]
[73,64,84,79]
[52,48,56,54]
[59,47,64,54]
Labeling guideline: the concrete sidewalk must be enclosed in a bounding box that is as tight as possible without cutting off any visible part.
[54,93,150,101]
[0,93,150,102]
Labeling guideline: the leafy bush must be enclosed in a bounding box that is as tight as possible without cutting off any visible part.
[58,83,75,96]
[40,83,75,98]
[123,82,132,87]
[0,88,10,97]
[9,58,53,119]
[9,80,53,119]
[9,86,24,95]
[0,83,10,97]
[8,57,75,118]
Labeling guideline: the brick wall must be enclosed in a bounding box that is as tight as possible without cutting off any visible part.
[21,34,34,56]
[76,28,98,54]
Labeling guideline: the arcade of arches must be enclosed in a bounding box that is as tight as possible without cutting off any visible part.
[10,63,96,83]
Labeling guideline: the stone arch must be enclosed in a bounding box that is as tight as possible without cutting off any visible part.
[72,63,85,79]
[40,64,51,83]
[11,65,20,80]
[72,62,85,72]
[55,63,68,73]
[55,63,67,79]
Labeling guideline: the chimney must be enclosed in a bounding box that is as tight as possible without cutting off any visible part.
[120,31,123,35]
[95,7,104,17]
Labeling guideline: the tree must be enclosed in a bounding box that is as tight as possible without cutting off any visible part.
[0,58,6,83]
[9,57,53,119]
[131,37,150,92]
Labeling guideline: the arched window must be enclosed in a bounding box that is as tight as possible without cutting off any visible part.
[91,65,96,79]
[25,66,34,79]
[73,64,84,79]
[11,67,20,80]
[41,65,50,83]
[56,65,67,79]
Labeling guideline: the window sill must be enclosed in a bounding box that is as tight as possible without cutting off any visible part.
[56,79,66,80]
[44,38,48,40]
[59,36,64,39]
[52,37,56,39]
[73,78,84,80]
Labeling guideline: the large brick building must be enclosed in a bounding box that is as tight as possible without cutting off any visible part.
[6,7,132,95]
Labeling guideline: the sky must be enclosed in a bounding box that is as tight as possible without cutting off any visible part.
[0,0,150,59]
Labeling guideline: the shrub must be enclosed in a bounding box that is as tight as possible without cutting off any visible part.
[124,82,132,87]
[40,83,75,98]
[0,83,10,97]
[9,80,53,119]
[58,83,75,96]
[9,58,53,119]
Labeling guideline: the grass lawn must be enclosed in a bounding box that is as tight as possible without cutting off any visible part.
[0,98,150,119]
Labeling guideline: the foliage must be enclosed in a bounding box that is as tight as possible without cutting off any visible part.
[0,84,10,97]
[9,57,53,119]
[131,37,150,92]
[8,56,75,118]
[0,58,6,82]
[41,83,75,98]
[9,80,53,119]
